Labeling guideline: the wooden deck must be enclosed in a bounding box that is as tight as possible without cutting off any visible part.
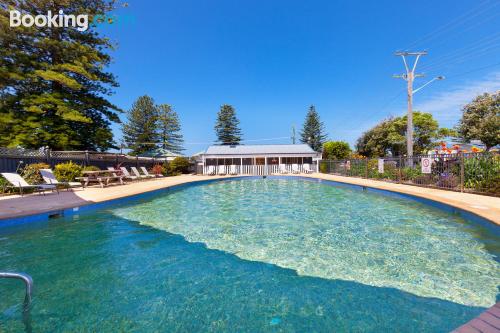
[452,302,500,333]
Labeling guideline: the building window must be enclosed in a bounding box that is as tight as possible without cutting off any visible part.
[267,157,279,165]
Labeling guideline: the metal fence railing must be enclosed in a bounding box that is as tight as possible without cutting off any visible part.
[320,152,500,197]
[0,147,167,173]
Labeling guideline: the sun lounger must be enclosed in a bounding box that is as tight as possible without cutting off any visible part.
[303,163,314,174]
[292,164,300,174]
[206,166,216,175]
[40,169,83,190]
[218,165,226,175]
[131,167,149,179]
[120,167,139,180]
[1,172,58,196]
[141,166,161,178]
[279,164,288,174]
[229,165,238,175]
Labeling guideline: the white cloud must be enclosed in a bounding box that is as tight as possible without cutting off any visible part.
[415,71,500,126]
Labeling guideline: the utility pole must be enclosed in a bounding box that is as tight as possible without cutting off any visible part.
[393,51,427,158]
[291,125,296,144]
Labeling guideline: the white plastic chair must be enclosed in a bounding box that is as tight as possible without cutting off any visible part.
[1,172,57,196]
[218,165,226,175]
[292,164,300,174]
[40,169,82,190]
[279,164,288,174]
[229,165,238,175]
[303,163,313,174]
[120,167,138,180]
[141,166,159,178]
[131,167,149,179]
[206,166,216,175]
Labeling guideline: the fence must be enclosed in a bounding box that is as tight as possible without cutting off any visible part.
[0,147,166,173]
[320,152,500,197]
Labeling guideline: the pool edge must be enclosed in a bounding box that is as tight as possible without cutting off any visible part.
[0,174,498,229]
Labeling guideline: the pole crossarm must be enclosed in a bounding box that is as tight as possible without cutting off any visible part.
[394,51,428,56]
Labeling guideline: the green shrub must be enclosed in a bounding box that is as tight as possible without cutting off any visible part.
[436,173,459,189]
[0,175,15,194]
[464,153,500,192]
[401,167,422,181]
[21,162,50,184]
[319,161,328,173]
[323,141,352,160]
[54,161,83,182]
[413,175,435,185]
[82,165,100,172]
[168,157,190,175]
[482,174,500,196]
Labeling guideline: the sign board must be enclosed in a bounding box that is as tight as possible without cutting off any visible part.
[378,159,384,173]
[421,157,432,174]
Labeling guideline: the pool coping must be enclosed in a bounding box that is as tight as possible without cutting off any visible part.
[0,173,499,228]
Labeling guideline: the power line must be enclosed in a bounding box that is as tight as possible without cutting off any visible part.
[419,32,500,71]
[421,40,500,72]
[405,0,497,50]
[445,61,500,78]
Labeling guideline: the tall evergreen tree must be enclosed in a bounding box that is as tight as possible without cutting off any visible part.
[157,104,184,154]
[214,104,242,145]
[122,96,158,156]
[300,105,327,152]
[0,0,121,151]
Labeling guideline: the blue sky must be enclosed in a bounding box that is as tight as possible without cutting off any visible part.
[100,0,500,154]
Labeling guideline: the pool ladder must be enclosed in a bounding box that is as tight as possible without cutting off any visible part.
[0,272,33,305]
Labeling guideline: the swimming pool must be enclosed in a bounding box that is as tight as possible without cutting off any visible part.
[0,177,498,332]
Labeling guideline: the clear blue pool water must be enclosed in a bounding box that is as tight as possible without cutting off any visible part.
[0,177,498,332]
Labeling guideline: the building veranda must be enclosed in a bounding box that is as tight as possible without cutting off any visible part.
[197,144,321,175]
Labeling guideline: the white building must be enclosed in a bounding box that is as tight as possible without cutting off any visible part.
[197,144,321,175]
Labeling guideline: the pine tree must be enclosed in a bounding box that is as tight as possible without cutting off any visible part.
[214,104,242,145]
[300,105,327,152]
[157,104,184,154]
[0,0,121,151]
[122,96,158,156]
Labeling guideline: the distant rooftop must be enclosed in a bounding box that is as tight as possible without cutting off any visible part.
[203,144,317,156]
[140,148,183,158]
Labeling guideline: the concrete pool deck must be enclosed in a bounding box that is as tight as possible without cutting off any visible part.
[0,173,499,225]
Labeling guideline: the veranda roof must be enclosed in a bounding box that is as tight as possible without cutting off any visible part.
[202,144,319,157]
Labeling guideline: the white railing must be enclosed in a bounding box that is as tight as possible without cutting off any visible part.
[202,164,316,175]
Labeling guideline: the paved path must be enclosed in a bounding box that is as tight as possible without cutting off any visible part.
[309,173,500,225]
[1,173,499,225]
[452,302,500,333]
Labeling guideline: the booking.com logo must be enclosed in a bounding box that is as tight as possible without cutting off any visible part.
[9,10,135,32]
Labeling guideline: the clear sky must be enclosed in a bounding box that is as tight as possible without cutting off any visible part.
[100,0,500,155]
